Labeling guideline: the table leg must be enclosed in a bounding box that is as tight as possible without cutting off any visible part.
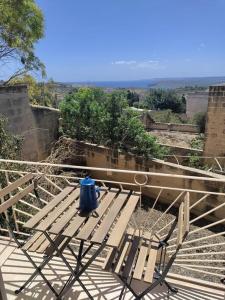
[58,241,107,299]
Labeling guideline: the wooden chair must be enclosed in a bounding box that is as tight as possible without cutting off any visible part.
[0,173,73,297]
[103,195,190,299]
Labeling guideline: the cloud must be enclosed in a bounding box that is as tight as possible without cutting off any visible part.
[111,59,161,69]
[136,60,160,68]
[200,42,206,48]
[112,60,136,65]
[198,42,206,51]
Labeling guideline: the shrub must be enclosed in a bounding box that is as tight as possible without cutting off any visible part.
[59,88,167,159]
[192,112,206,133]
[145,89,186,113]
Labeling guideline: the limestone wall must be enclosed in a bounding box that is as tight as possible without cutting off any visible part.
[70,140,225,221]
[31,105,59,160]
[186,91,208,118]
[147,122,199,133]
[0,85,59,160]
[0,85,40,160]
[204,85,225,158]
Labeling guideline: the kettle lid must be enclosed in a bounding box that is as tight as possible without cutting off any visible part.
[80,176,95,186]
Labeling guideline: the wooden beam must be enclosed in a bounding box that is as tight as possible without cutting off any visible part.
[0,173,34,199]
[0,183,34,214]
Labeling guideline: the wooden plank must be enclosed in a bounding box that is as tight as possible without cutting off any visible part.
[91,190,129,244]
[22,231,43,251]
[0,173,34,199]
[144,236,159,283]
[51,190,107,236]
[177,202,184,247]
[27,234,47,252]
[62,190,106,238]
[48,202,78,235]
[122,230,140,278]
[24,186,75,229]
[106,193,139,248]
[0,183,34,214]
[114,228,135,274]
[184,192,190,235]
[133,231,151,280]
[76,189,118,241]
[102,247,115,271]
[36,188,80,232]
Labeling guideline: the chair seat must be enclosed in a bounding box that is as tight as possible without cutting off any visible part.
[103,228,167,284]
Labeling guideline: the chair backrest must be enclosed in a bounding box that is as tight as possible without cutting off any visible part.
[176,192,190,247]
[0,173,38,214]
[161,192,190,279]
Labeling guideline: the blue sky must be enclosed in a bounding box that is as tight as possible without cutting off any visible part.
[34,0,225,81]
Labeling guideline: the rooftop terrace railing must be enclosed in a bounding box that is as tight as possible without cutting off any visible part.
[0,158,225,287]
[164,153,225,173]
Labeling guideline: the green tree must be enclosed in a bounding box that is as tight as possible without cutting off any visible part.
[0,117,22,159]
[127,90,140,107]
[59,88,105,142]
[0,0,45,83]
[192,112,206,133]
[60,88,167,159]
[11,75,58,107]
[145,89,186,113]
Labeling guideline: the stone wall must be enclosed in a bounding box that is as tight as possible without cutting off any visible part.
[147,122,199,133]
[0,85,40,160]
[31,105,60,160]
[0,85,59,160]
[186,91,208,118]
[69,140,225,221]
[204,85,225,158]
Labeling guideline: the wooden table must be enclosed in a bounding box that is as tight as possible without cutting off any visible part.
[23,185,140,299]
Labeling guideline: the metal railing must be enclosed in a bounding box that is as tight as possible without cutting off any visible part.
[0,158,225,286]
[164,153,225,173]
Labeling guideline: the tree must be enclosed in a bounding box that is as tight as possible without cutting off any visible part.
[192,112,206,133]
[127,90,140,107]
[0,117,22,159]
[0,0,45,84]
[10,75,58,107]
[145,89,186,113]
[59,88,167,159]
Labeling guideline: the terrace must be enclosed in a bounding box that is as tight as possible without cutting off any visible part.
[0,159,225,299]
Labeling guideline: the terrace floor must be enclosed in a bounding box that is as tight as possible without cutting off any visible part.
[0,237,224,300]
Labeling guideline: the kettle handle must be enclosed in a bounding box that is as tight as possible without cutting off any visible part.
[96,186,100,199]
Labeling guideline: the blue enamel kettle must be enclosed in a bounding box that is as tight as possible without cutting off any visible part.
[79,176,100,212]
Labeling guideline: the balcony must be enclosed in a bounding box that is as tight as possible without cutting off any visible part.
[0,158,225,299]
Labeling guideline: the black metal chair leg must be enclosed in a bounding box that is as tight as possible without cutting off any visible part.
[118,284,126,300]
[163,279,178,294]
[14,249,59,297]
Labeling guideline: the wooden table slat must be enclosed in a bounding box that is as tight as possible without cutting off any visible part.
[50,190,108,236]
[28,234,46,252]
[24,186,75,229]
[76,189,118,241]
[106,193,140,248]
[90,190,129,244]
[36,233,56,253]
[22,232,43,251]
[62,191,106,238]
[36,188,80,232]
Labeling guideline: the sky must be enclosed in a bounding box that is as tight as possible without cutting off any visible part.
[31,0,225,81]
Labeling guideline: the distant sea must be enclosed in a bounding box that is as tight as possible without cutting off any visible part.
[67,76,225,89]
